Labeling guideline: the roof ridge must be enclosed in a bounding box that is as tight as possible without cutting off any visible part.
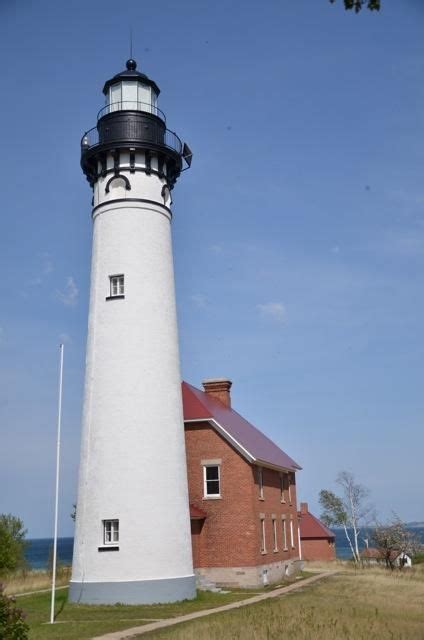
[182,380,301,472]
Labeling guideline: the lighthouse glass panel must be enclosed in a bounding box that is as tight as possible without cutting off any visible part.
[151,90,158,115]
[137,83,152,113]
[109,83,121,112]
[122,80,138,110]
[103,519,119,544]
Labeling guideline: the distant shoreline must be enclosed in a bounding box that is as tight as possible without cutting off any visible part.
[25,527,424,570]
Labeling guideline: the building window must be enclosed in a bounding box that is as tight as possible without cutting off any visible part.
[272,517,278,552]
[203,465,220,497]
[103,519,119,545]
[288,473,292,504]
[290,518,295,549]
[280,473,286,503]
[109,274,125,298]
[260,517,266,554]
[258,467,264,499]
[282,517,288,550]
[162,185,171,207]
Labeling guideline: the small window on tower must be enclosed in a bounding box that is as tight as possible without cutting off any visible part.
[103,519,119,545]
[108,275,125,299]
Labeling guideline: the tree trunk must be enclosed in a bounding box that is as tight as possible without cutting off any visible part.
[343,524,358,563]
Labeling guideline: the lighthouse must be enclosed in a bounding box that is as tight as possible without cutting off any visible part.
[70,59,195,605]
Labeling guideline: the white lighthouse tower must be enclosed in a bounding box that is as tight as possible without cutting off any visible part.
[70,59,195,605]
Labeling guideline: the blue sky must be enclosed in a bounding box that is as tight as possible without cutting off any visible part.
[0,0,423,538]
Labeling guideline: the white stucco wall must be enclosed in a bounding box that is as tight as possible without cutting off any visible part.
[72,163,194,586]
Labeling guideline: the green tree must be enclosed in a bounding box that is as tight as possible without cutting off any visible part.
[330,0,381,12]
[0,515,28,574]
[372,515,421,570]
[319,471,373,563]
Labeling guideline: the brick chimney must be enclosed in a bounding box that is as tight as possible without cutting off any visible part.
[202,378,232,408]
[300,502,308,514]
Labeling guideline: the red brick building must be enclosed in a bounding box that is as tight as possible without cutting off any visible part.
[298,502,336,561]
[182,378,302,587]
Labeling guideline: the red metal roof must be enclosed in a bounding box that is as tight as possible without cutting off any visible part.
[298,510,335,540]
[189,504,207,520]
[361,547,381,559]
[361,548,403,561]
[182,381,301,472]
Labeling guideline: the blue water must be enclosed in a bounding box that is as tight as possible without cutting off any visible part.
[25,528,424,569]
[334,527,424,559]
[25,537,74,569]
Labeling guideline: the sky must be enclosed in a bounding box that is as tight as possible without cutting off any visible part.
[0,0,423,538]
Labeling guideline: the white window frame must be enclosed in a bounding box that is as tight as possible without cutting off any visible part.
[260,517,266,554]
[258,467,264,500]
[103,519,119,545]
[203,464,221,498]
[109,274,125,298]
[272,517,278,552]
[290,518,295,549]
[282,517,288,551]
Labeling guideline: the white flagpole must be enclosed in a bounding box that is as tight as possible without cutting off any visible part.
[50,343,64,624]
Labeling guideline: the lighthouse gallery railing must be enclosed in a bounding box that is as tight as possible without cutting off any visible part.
[81,107,183,156]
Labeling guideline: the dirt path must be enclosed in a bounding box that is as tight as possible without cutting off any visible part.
[13,585,68,598]
[92,571,338,640]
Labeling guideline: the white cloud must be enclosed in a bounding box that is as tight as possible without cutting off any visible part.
[190,294,208,309]
[28,277,43,287]
[208,244,223,255]
[28,253,54,287]
[41,253,54,275]
[57,277,79,307]
[257,302,287,323]
[381,229,424,258]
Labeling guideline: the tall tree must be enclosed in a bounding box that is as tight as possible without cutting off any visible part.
[330,0,381,12]
[319,471,373,563]
[0,514,27,574]
[372,516,421,570]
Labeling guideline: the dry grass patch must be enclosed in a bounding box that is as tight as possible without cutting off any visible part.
[2,567,71,595]
[137,566,424,639]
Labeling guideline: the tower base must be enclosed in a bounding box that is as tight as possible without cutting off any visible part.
[69,575,196,605]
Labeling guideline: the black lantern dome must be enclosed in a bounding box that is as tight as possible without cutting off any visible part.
[81,59,192,188]
[102,59,160,97]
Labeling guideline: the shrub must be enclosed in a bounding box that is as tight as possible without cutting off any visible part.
[0,515,28,575]
[413,552,424,565]
[0,583,29,639]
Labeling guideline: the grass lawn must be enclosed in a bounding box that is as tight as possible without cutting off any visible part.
[16,585,268,639]
[10,564,424,639]
[133,564,424,640]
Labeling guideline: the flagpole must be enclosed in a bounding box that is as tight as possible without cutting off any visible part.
[50,343,64,624]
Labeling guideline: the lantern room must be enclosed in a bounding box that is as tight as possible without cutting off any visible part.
[102,59,160,117]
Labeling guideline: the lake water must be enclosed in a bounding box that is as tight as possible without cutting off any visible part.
[25,537,74,569]
[25,528,424,569]
[334,527,424,559]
